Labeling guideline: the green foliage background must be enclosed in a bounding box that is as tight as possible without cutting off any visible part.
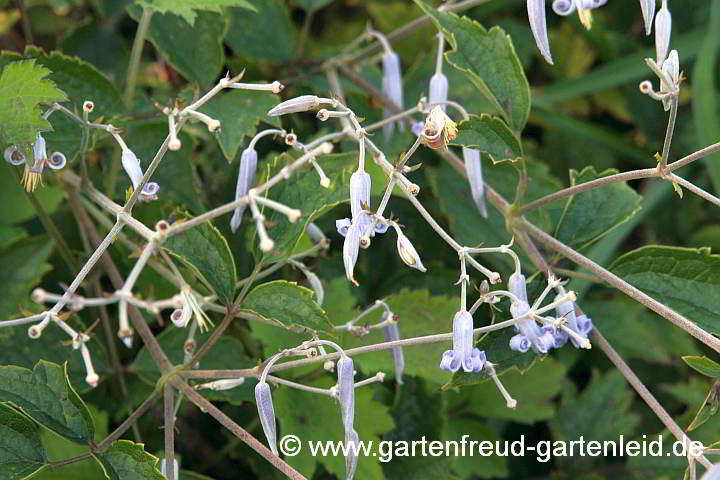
[0,0,719,479]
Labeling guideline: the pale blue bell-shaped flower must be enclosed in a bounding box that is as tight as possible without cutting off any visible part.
[508,272,555,353]
[383,320,405,384]
[440,310,486,372]
[509,333,532,353]
[463,147,488,218]
[381,51,405,139]
[255,382,278,454]
[230,148,258,232]
[336,355,355,434]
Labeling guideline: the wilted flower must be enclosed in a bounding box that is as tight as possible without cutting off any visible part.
[121,148,159,201]
[440,310,486,372]
[230,148,258,233]
[421,106,457,150]
[255,382,278,454]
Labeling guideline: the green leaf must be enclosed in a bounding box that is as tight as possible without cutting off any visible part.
[163,218,237,305]
[549,370,640,468]
[688,381,720,431]
[554,167,642,250]
[584,296,700,365]
[450,114,522,163]
[133,0,255,26]
[23,48,123,118]
[274,379,394,479]
[94,440,165,480]
[683,356,720,378]
[0,318,110,395]
[443,417,507,478]
[130,326,255,407]
[241,280,332,334]
[448,358,566,424]
[0,361,94,444]
[255,152,356,262]
[0,165,64,225]
[0,236,53,321]
[610,246,720,335]
[0,59,67,146]
[293,0,334,11]
[226,0,295,63]
[198,88,280,161]
[127,7,228,85]
[0,403,47,479]
[383,377,453,479]
[414,0,530,131]
[693,1,720,192]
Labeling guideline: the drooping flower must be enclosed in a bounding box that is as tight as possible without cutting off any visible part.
[463,147,488,218]
[230,148,258,232]
[336,355,355,433]
[382,315,405,384]
[507,272,555,353]
[255,382,278,455]
[171,286,214,332]
[428,73,449,110]
[120,148,160,201]
[639,0,656,35]
[381,51,405,139]
[440,310,486,372]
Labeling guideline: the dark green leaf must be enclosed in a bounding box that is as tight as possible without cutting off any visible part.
[610,246,720,335]
[0,361,94,444]
[198,89,280,161]
[683,356,720,378]
[443,416,507,478]
[94,440,165,480]
[226,0,295,62]
[0,236,53,321]
[293,0,334,11]
[0,59,67,146]
[451,114,522,163]
[0,403,47,479]
[688,381,720,431]
[241,280,332,334]
[414,0,530,131]
[0,166,64,225]
[163,218,237,304]
[554,167,642,250]
[128,7,227,85]
[133,0,255,25]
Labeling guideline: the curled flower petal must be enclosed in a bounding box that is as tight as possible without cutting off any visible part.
[552,0,575,15]
[255,382,278,454]
[48,152,66,170]
[349,170,371,219]
[230,148,258,233]
[421,106,457,150]
[428,73,449,110]
[381,51,405,138]
[576,313,593,335]
[463,147,488,218]
[527,0,554,64]
[336,217,352,237]
[336,355,355,433]
[268,95,322,116]
[639,0,656,35]
[654,1,671,63]
[383,321,405,384]
[509,334,532,352]
[4,146,26,166]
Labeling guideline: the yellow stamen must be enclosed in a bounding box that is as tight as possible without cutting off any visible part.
[22,170,42,192]
[578,8,593,29]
